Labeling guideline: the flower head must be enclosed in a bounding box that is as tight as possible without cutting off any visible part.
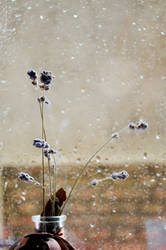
[18,172,34,183]
[137,120,148,130]
[129,120,148,130]
[111,170,129,180]
[27,70,38,86]
[37,96,51,104]
[27,70,37,81]
[40,71,53,85]
[33,139,50,149]
[39,71,54,91]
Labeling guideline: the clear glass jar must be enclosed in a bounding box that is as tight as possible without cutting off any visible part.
[32,215,67,235]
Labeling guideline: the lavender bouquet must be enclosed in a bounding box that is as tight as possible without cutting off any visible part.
[18,70,149,222]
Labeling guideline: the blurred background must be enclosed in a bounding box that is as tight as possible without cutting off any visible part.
[0,0,166,249]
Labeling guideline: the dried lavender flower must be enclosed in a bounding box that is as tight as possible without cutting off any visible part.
[37,96,50,104]
[128,122,136,130]
[111,170,129,181]
[18,172,34,183]
[27,70,37,80]
[48,149,56,154]
[137,120,148,130]
[129,120,148,130]
[33,139,50,149]
[111,172,118,180]
[117,170,129,180]
[92,179,98,186]
[112,133,119,139]
[40,71,54,85]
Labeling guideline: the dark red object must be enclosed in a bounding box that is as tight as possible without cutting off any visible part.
[8,233,75,250]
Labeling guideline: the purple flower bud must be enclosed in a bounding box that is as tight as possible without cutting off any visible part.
[27,70,37,80]
[33,139,45,148]
[112,133,119,139]
[40,71,54,85]
[111,170,129,180]
[137,120,148,130]
[128,122,136,130]
[111,173,118,180]
[48,149,56,154]
[33,139,50,149]
[37,96,51,104]
[117,170,129,180]
[18,172,34,183]
[92,179,98,186]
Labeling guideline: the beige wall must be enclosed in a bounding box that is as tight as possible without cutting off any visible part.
[0,0,166,166]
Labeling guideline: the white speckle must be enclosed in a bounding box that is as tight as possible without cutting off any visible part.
[81,88,86,93]
[20,196,26,201]
[98,24,102,28]
[121,82,126,86]
[1,80,6,84]
[137,27,142,32]
[150,179,155,182]
[63,10,67,13]
[154,165,159,169]
[27,6,32,10]
[73,147,78,153]
[15,14,21,18]
[90,224,95,228]
[73,14,78,18]
[132,22,136,25]
[112,209,116,213]
[156,173,161,177]
[79,42,84,46]
[161,32,165,35]
[156,135,160,140]
[61,110,65,114]
[102,7,106,11]
[71,56,75,60]
[40,15,44,20]
[140,75,144,79]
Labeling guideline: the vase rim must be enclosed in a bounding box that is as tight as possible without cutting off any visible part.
[32,214,67,221]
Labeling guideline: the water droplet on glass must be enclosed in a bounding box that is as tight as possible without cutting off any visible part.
[76,158,81,164]
[73,14,78,18]
[96,155,101,163]
[150,179,155,182]
[143,152,147,160]
[73,147,78,153]
[81,88,86,93]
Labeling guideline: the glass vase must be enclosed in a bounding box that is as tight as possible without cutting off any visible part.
[32,215,67,235]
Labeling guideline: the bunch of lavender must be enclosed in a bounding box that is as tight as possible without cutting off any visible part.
[19,69,148,216]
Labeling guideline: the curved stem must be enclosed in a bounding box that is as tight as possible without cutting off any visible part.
[60,133,119,214]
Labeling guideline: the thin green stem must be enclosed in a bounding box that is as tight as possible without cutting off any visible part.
[53,156,57,194]
[48,158,52,196]
[41,101,45,214]
[60,133,120,214]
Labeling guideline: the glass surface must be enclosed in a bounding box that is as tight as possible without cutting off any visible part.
[0,0,166,249]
